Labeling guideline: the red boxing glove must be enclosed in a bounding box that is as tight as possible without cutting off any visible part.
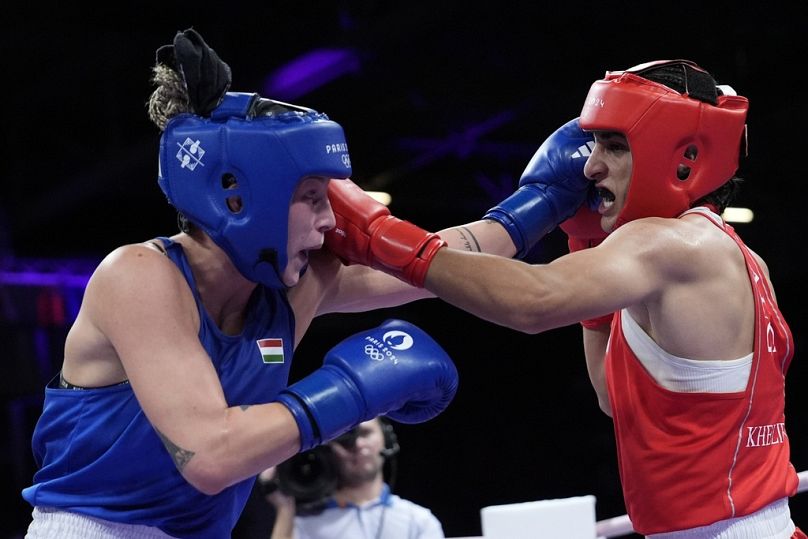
[325,179,446,287]
[559,205,613,329]
[559,203,608,253]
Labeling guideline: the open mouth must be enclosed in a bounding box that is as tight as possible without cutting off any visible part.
[597,187,616,210]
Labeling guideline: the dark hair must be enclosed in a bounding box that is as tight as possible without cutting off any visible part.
[636,61,719,105]
[693,176,743,213]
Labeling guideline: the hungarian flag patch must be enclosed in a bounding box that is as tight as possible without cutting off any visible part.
[256,338,284,364]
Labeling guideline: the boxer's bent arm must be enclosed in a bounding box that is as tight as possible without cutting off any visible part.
[583,326,612,416]
[89,246,303,495]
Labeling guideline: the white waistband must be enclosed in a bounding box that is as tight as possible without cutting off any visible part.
[26,507,176,539]
[648,498,795,539]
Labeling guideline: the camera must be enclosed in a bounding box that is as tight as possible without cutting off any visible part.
[264,429,360,515]
[260,419,399,515]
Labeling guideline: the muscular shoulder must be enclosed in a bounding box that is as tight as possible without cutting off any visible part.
[91,243,184,294]
[609,216,731,283]
[85,243,197,329]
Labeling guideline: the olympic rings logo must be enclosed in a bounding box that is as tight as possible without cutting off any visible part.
[364,344,386,362]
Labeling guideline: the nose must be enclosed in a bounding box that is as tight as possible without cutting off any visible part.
[318,197,337,232]
[583,144,606,182]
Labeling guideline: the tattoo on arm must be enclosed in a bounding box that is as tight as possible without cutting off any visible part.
[156,429,195,472]
[457,226,481,252]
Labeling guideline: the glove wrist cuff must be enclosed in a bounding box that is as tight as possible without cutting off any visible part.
[276,392,320,452]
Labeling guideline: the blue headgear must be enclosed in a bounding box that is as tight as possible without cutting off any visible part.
[158,92,352,288]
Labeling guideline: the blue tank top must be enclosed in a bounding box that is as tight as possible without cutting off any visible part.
[22,238,295,538]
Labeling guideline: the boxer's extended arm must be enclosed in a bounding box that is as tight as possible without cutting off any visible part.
[422,219,675,334]
[295,219,511,325]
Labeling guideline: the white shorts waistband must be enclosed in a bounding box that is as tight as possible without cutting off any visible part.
[26,507,176,539]
[648,498,795,539]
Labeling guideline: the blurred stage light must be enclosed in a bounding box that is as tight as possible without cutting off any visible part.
[722,207,754,223]
[366,191,391,206]
[263,48,360,101]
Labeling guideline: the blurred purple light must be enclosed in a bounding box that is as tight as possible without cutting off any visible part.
[0,270,91,288]
[0,258,96,289]
[263,48,360,100]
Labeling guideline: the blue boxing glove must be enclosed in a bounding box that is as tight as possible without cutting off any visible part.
[484,118,593,258]
[276,319,459,451]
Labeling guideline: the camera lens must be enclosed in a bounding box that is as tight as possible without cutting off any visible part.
[334,428,359,450]
[276,446,339,504]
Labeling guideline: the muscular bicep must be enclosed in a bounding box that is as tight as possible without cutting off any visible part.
[538,225,668,326]
[424,219,683,334]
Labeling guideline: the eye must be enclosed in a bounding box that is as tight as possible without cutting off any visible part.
[607,140,629,153]
[304,190,324,204]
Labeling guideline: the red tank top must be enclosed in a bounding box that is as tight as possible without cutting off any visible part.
[605,212,798,534]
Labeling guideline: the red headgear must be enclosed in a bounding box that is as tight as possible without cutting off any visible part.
[579,60,748,228]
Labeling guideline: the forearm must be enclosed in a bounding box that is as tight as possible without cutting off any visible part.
[423,248,561,334]
[180,402,301,495]
[320,220,515,314]
[439,219,517,258]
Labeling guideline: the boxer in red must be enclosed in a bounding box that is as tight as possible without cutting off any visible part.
[327,60,804,537]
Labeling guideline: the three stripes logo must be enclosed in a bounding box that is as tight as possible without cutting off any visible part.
[571,141,596,159]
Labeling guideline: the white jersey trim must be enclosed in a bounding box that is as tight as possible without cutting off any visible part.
[621,309,752,393]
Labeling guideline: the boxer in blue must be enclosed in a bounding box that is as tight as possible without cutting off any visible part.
[23,28,601,539]
[22,29,460,539]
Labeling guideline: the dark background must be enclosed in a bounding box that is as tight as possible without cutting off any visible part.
[2,2,807,538]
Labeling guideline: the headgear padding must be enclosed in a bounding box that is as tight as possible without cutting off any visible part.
[579,60,748,228]
[158,92,352,288]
